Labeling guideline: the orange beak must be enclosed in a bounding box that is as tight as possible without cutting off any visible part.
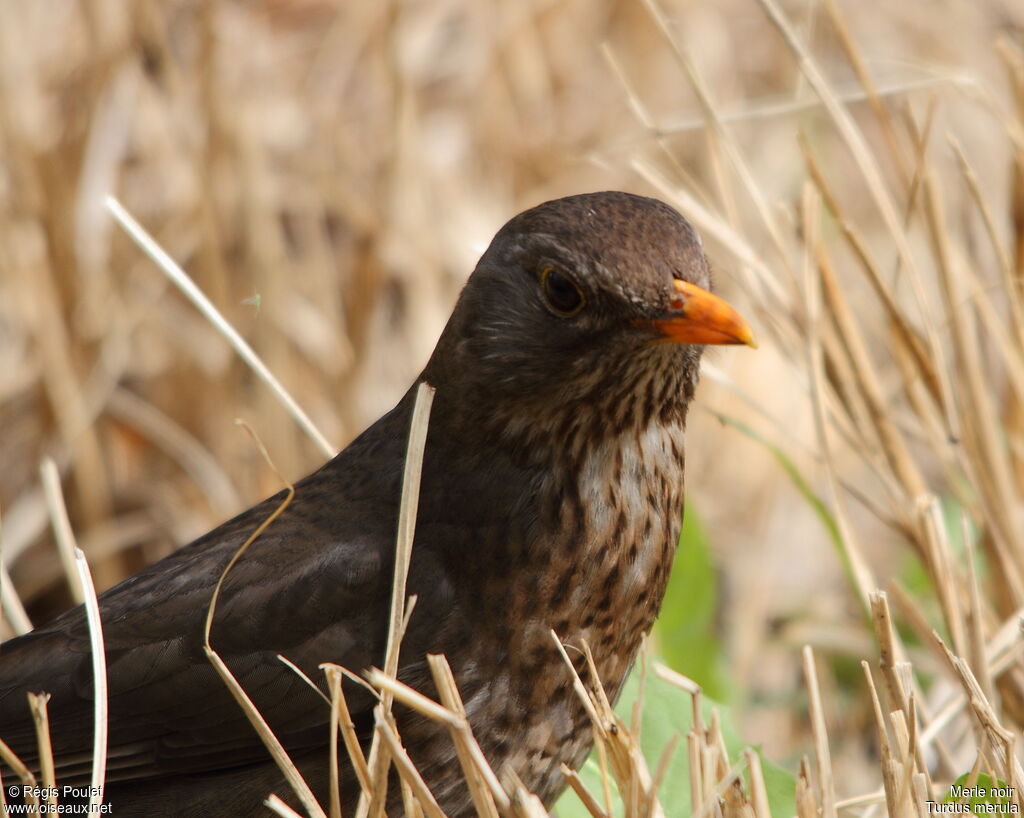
[650,279,757,348]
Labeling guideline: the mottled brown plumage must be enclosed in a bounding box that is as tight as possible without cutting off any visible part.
[0,191,753,816]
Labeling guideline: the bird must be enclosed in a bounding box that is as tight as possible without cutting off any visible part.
[0,191,755,816]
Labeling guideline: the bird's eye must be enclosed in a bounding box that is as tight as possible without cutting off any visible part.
[540,267,585,317]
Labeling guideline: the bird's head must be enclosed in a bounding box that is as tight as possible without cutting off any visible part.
[424,191,755,451]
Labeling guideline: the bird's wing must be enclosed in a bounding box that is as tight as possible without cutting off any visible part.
[0,428,461,785]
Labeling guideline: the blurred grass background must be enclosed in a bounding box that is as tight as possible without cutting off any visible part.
[3,0,1024,806]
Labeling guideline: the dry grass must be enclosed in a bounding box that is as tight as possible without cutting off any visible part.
[4,0,1024,814]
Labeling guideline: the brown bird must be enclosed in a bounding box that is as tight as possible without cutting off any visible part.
[0,191,754,816]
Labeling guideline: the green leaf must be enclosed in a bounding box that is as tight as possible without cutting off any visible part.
[707,412,873,617]
[944,772,1016,811]
[653,503,728,700]
[709,412,841,554]
[898,494,984,642]
[554,669,796,818]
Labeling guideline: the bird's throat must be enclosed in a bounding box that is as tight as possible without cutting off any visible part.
[542,417,686,652]
[463,417,687,806]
